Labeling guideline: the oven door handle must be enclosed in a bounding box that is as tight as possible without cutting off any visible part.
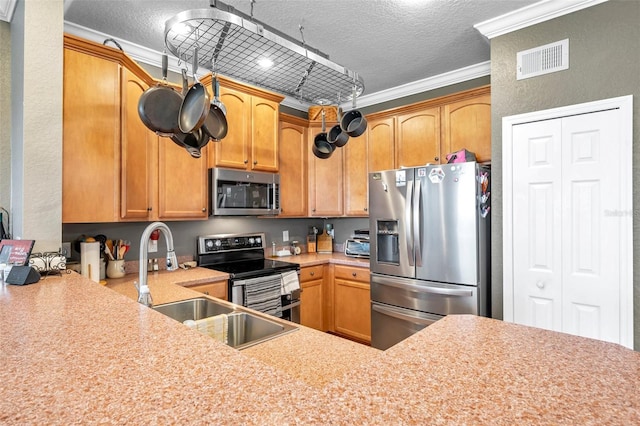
[372,304,440,326]
[281,300,301,310]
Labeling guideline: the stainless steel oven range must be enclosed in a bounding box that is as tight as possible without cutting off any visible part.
[197,233,300,323]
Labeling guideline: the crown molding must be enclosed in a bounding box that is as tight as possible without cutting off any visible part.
[0,0,16,22]
[63,20,489,112]
[474,0,608,39]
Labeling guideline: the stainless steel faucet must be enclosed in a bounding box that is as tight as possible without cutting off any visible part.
[135,222,179,307]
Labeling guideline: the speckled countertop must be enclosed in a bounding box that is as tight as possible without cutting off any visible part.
[1,258,639,424]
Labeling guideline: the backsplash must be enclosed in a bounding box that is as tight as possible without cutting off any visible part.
[62,217,368,262]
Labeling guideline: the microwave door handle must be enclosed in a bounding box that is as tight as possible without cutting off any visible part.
[405,180,414,266]
[413,179,422,267]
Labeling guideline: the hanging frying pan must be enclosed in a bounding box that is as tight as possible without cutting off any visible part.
[312,108,334,159]
[170,69,209,158]
[202,61,228,142]
[137,52,183,136]
[178,47,210,134]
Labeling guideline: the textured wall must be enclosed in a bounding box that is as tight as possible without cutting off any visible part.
[0,21,10,227]
[10,0,64,251]
[490,1,640,349]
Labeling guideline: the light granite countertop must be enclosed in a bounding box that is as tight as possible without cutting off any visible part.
[1,259,639,424]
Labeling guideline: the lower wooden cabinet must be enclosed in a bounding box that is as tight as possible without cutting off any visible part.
[185,281,228,301]
[333,265,371,343]
[300,265,324,330]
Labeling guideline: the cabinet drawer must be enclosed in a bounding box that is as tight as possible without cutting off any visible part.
[186,281,228,300]
[300,265,324,282]
[334,265,370,283]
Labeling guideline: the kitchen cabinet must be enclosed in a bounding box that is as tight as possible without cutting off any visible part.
[364,86,491,170]
[333,265,371,344]
[396,106,441,167]
[208,77,283,172]
[185,280,228,301]
[299,265,324,330]
[441,93,491,163]
[120,70,209,221]
[63,44,121,223]
[308,123,344,217]
[343,133,369,216]
[278,114,308,217]
[63,35,208,223]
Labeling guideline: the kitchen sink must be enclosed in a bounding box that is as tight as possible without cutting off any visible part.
[152,298,297,349]
[227,312,297,350]
[152,298,234,322]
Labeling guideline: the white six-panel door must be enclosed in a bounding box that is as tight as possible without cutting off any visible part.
[503,96,633,349]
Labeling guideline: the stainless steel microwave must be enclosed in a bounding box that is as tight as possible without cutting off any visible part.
[209,168,280,216]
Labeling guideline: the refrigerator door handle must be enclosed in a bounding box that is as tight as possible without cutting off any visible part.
[377,278,474,297]
[372,304,440,326]
[413,179,422,266]
[405,180,414,266]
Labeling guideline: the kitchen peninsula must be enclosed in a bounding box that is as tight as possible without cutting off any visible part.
[1,268,638,425]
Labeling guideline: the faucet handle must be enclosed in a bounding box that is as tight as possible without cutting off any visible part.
[166,250,179,272]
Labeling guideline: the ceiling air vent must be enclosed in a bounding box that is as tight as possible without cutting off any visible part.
[517,39,569,80]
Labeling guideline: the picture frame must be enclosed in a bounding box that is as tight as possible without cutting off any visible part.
[0,239,36,266]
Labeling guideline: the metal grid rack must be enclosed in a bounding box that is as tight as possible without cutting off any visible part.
[164,4,364,106]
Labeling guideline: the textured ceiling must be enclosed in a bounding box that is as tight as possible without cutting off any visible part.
[63,0,539,104]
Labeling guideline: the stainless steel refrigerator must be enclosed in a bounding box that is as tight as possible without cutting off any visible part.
[369,161,491,350]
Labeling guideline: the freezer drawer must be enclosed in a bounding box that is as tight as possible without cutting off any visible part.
[371,273,479,317]
[371,302,441,350]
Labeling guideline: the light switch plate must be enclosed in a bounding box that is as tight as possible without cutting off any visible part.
[283,230,289,242]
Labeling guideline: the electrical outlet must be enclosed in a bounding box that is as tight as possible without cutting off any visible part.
[283,230,289,242]
[148,239,158,253]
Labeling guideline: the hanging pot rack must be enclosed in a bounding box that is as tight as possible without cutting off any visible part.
[164,0,365,106]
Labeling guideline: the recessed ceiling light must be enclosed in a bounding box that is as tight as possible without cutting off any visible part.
[257,58,274,69]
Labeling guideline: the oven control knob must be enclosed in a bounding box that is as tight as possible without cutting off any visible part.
[255,237,262,245]
[214,239,222,247]
[205,239,214,249]
[248,237,255,244]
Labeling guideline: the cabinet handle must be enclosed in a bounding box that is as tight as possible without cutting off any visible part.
[244,159,248,164]
[352,272,357,277]
[202,207,206,212]
[364,207,368,211]
[147,207,152,211]
[204,291,209,295]
[310,271,315,276]
[253,160,258,165]
[434,156,439,161]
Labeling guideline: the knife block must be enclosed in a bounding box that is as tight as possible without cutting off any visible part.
[316,233,333,253]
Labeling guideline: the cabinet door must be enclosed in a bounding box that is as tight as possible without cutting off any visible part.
[367,116,395,173]
[187,281,228,300]
[344,133,368,216]
[442,93,491,162]
[301,277,324,330]
[63,48,120,223]
[279,120,308,217]
[251,97,279,172]
[212,86,251,169]
[333,266,371,343]
[120,68,156,220]
[396,107,441,167]
[157,139,208,219]
[308,127,343,217]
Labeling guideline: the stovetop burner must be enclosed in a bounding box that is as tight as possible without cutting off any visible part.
[197,232,299,279]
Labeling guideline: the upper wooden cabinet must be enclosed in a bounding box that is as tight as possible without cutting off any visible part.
[208,78,283,172]
[365,86,491,169]
[396,106,441,167]
[63,42,121,223]
[343,133,369,216]
[63,34,208,223]
[278,115,308,217]
[308,123,344,217]
[442,93,491,163]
